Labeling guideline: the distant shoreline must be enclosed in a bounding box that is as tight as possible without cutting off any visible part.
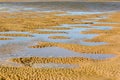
[0,0,120,2]
[0,2,120,12]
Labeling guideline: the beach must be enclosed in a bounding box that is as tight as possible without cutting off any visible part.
[0,2,120,80]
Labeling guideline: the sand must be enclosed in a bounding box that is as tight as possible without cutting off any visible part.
[0,2,120,80]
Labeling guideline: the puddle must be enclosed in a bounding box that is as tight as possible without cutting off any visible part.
[68,39,107,46]
[81,16,108,23]
[0,23,112,46]
[94,22,120,24]
[0,61,22,67]
[1,44,114,68]
[60,24,91,28]
[0,31,33,46]
[32,28,98,44]
[33,63,78,68]
[57,10,116,16]
[0,47,115,60]
[0,47,115,67]
[0,2,119,69]
[0,31,30,34]
[0,46,116,67]
[92,26,112,30]
[0,37,32,46]
[34,24,112,46]
[80,41,107,46]
[0,46,115,67]
[0,18,116,68]
[0,3,113,47]
[57,11,106,16]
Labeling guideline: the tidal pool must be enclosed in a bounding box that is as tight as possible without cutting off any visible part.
[0,23,112,46]
[0,47,115,60]
[57,11,106,16]
[94,22,120,24]
[33,63,79,68]
[0,46,116,67]
[0,11,116,68]
[33,24,112,46]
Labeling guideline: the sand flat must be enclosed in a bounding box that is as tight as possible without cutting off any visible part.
[0,2,120,80]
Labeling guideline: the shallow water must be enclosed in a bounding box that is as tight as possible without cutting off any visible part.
[0,31,30,34]
[0,46,116,67]
[0,2,120,12]
[0,60,23,67]
[32,24,112,45]
[57,12,106,16]
[0,47,115,60]
[0,3,117,68]
[94,22,120,24]
[0,10,113,49]
[74,40,107,46]
[0,37,32,46]
[0,27,115,67]
[0,3,114,46]
[0,2,115,47]
[33,63,79,68]
[0,22,112,46]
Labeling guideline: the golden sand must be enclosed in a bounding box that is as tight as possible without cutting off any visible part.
[0,12,104,37]
[32,31,67,34]
[0,38,11,40]
[31,41,118,54]
[49,36,70,39]
[80,12,120,55]
[0,56,119,80]
[39,27,71,30]
[0,12,83,35]
[11,57,96,67]
[0,34,32,37]
[0,11,120,80]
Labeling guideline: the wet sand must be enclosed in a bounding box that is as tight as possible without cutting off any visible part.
[0,2,120,80]
[0,2,120,12]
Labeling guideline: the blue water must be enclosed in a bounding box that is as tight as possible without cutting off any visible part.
[0,23,112,46]
[0,47,115,60]
[33,63,79,68]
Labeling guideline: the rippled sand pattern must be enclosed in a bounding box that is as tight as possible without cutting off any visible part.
[0,2,120,80]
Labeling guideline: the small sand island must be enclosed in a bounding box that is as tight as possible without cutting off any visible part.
[0,1,120,80]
